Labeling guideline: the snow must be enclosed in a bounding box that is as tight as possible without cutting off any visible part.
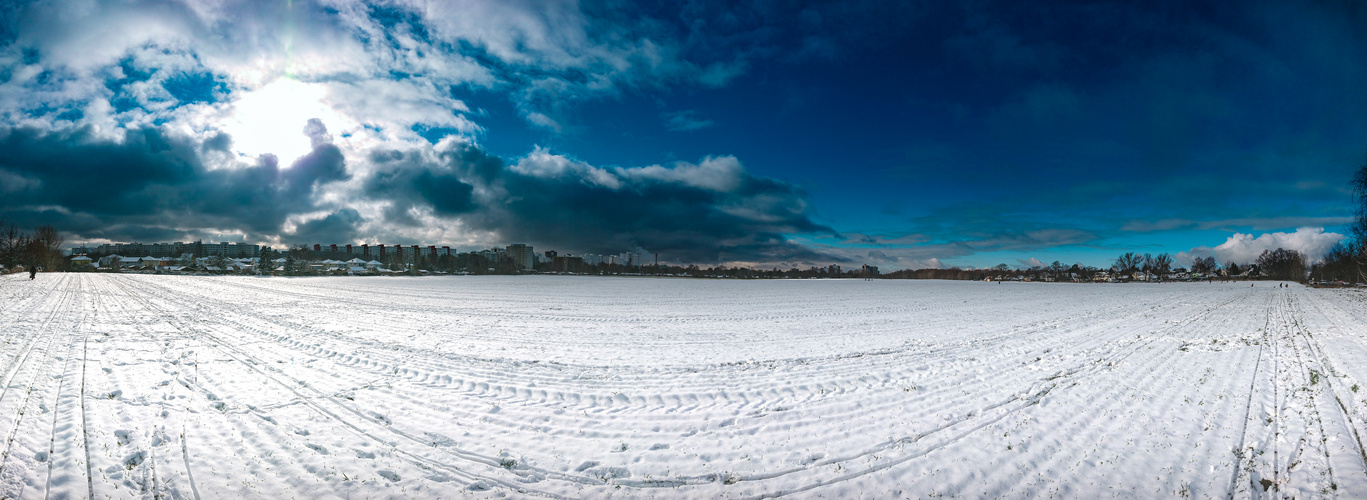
[2,274,1367,498]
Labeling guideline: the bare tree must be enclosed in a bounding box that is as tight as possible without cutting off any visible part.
[1049,260,1065,281]
[1315,242,1358,282]
[1144,253,1173,281]
[1256,248,1306,282]
[30,225,63,272]
[0,220,29,271]
[1113,252,1143,278]
[1351,157,1367,282]
[1190,256,1218,275]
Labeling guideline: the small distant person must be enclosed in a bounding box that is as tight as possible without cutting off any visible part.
[29,266,37,280]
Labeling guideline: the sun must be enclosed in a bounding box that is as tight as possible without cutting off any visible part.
[223,77,344,166]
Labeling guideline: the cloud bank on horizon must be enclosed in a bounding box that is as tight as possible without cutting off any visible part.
[1177,228,1345,267]
[0,1,1363,267]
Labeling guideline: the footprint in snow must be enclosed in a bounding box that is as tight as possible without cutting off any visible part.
[426,472,454,483]
[424,432,455,447]
[306,443,328,454]
[377,470,400,482]
[590,466,631,480]
[122,451,147,469]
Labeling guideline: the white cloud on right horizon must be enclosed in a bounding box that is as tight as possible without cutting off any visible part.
[1176,227,1344,267]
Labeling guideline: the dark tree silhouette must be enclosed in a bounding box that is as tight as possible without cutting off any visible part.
[1256,248,1306,282]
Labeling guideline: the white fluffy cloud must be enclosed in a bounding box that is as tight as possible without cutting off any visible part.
[1177,227,1344,266]
[1,0,750,145]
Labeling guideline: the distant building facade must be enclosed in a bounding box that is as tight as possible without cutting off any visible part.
[82,241,259,258]
[506,244,534,270]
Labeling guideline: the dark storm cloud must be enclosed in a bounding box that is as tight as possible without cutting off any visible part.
[2,120,840,263]
[360,142,839,264]
[490,169,836,263]
[289,209,362,244]
[361,148,488,226]
[411,171,477,215]
[0,124,350,242]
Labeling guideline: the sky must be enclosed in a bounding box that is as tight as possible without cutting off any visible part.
[1,0,1364,269]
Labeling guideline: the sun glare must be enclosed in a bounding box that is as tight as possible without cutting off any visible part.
[224,78,343,166]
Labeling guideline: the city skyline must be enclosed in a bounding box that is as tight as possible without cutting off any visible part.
[1,1,1364,269]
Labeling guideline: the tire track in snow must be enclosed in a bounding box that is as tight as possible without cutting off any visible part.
[42,276,88,500]
[102,274,576,498]
[708,286,1261,497]
[130,277,1257,497]
[0,275,76,498]
[32,275,1352,498]
[1229,292,1273,499]
[1294,288,1367,473]
[136,275,1209,413]
[136,277,1230,480]
[1281,289,1367,493]
[1266,289,1338,496]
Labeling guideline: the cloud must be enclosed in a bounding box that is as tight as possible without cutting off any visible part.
[1017,257,1045,269]
[899,202,1107,253]
[662,110,714,131]
[1176,227,1345,266]
[1122,216,1356,232]
[289,209,363,244]
[0,124,350,243]
[355,140,837,264]
[0,0,769,140]
[0,121,836,264]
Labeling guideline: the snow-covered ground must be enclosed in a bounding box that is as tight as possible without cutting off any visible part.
[1,274,1366,498]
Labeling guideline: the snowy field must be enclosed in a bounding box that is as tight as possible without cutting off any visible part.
[2,274,1367,498]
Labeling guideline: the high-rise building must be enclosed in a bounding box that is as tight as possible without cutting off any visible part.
[505,244,534,270]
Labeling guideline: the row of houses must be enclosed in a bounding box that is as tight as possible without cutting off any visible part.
[72,241,464,261]
[79,254,411,274]
[309,243,455,260]
[73,241,261,258]
[72,240,661,275]
[580,252,642,267]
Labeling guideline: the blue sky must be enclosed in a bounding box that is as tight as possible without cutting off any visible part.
[0,1,1363,268]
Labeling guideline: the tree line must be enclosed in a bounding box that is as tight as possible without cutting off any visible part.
[11,158,1367,282]
[1311,162,1367,284]
[0,220,64,274]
